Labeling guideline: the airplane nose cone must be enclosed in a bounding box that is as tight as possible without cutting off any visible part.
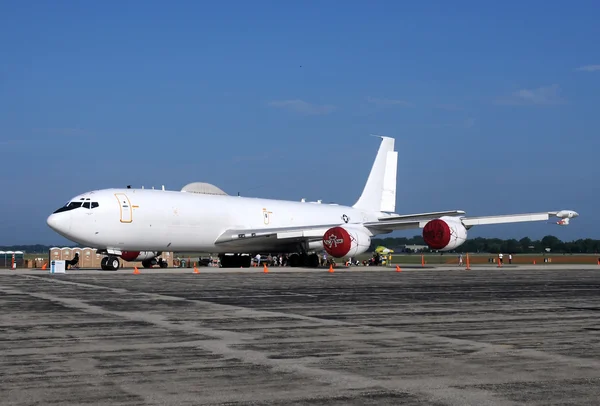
[47,214,58,230]
[47,213,71,235]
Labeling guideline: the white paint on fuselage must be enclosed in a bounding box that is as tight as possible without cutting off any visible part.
[48,188,383,253]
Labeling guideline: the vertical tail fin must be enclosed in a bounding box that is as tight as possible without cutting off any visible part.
[352,135,397,213]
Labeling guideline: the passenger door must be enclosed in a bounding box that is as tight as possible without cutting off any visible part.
[115,193,133,223]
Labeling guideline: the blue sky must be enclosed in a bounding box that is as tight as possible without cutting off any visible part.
[1,1,599,246]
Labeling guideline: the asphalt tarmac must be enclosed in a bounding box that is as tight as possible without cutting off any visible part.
[1,266,600,405]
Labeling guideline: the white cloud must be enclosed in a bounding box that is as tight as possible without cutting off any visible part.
[496,84,565,106]
[367,96,413,107]
[267,99,336,115]
[575,65,600,72]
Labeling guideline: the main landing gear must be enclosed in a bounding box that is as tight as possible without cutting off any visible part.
[218,253,320,268]
[287,253,320,267]
[141,258,168,268]
[219,254,252,268]
[101,256,121,271]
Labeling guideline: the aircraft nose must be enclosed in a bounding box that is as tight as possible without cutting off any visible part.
[47,213,71,235]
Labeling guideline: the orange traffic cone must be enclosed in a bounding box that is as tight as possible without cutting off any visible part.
[263,263,269,273]
[329,264,334,273]
[465,253,471,270]
[193,266,199,274]
[133,266,140,274]
[396,265,401,272]
[41,263,47,270]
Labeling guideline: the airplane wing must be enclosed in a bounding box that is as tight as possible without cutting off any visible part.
[364,211,572,233]
[214,210,577,251]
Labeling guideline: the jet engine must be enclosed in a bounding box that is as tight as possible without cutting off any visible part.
[422,216,468,251]
[322,225,372,258]
[120,251,160,262]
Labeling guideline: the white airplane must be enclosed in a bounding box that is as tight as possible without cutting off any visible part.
[46,136,578,270]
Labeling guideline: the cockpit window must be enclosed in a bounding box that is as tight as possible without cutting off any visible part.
[53,201,100,213]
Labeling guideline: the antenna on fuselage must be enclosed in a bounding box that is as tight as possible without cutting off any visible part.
[162,185,165,191]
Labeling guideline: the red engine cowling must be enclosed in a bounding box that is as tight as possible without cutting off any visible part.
[120,251,159,262]
[422,216,468,251]
[322,225,372,258]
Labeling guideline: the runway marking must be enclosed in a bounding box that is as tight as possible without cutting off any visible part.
[8,274,600,405]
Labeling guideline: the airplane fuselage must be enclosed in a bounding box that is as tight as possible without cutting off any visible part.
[47,188,383,253]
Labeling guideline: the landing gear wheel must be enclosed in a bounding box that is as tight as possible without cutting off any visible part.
[101,256,120,271]
[242,255,251,267]
[288,253,300,267]
[142,259,155,268]
[219,254,251,268]
[308,253,320,268]
[108,257,120,271]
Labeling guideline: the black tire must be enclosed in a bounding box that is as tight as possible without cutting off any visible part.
[288,253,300,267]
[242,255,252,268]
[109,257,120,271]
[219,255,229,268]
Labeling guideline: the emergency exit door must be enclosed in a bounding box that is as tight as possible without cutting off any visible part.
[115,193,133,223]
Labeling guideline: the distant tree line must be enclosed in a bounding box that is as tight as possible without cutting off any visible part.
[369,235,600,254]
[3,236,600,254]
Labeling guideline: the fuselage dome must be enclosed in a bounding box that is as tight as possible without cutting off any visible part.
[180,182,228,196]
